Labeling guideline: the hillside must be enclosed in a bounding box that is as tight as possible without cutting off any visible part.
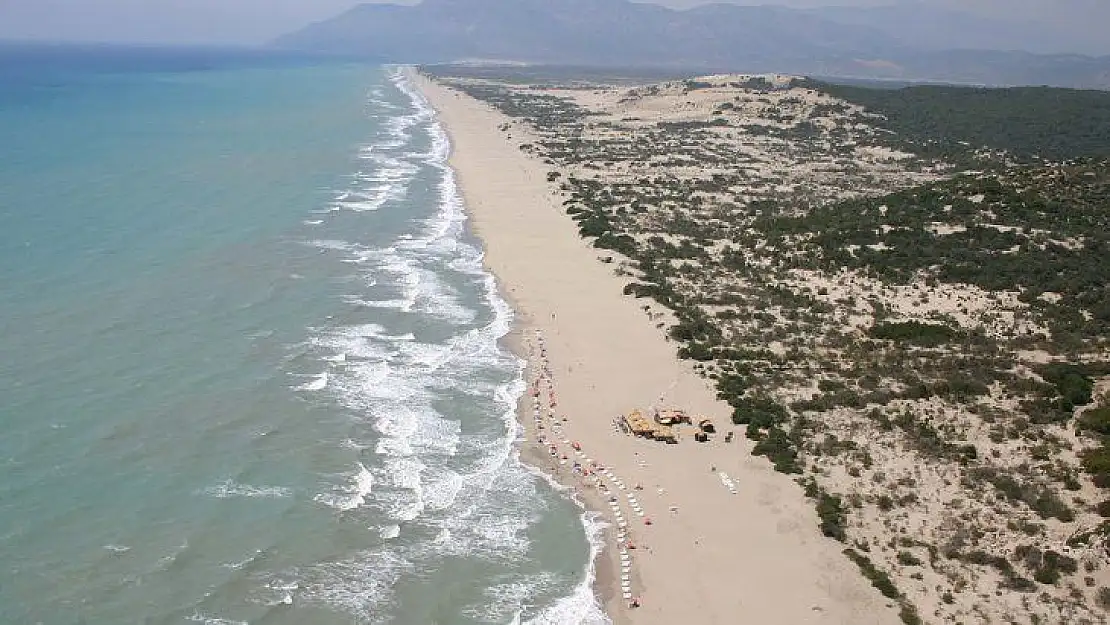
[274,0,1110,89]
[422,65,1110,624]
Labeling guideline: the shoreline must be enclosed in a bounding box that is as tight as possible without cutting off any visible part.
[499,256,624,621]
[411,69,903,625]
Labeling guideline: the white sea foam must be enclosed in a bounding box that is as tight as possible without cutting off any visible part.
[405,68,609,624]
[309,324,399,361]
[463,573,564,623]
[289,67,603,625]
[293,550,414,624]
[305,239,357,252]
[186,613,248,625]
[522,511,610,625]
[200,480,293,500]
[298,371,328,391]
[340,438,371,451]
[422,471,464,511]
[221,551,261,570]
[313,463,373,511]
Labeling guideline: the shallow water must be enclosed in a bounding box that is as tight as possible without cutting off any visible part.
[0,47,605,625]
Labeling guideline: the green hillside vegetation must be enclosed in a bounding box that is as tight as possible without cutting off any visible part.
[809,81,1110,162]
[756,160,1110,344]
[427,67,1110,623]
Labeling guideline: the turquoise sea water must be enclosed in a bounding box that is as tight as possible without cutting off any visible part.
[0,46,604,625]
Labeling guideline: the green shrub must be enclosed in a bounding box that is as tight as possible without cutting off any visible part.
[1097,587,1110,610]
[730,396,789,429]
[1098,500,1110,517]
[1082,447,1110,485]
[897,551,923,566]
[816,492,847,542]
[1080,406,1110,436]
[1041,363,1094,411]
[870,321,958,347]
[843,548,900,599]
[752,427,802,474]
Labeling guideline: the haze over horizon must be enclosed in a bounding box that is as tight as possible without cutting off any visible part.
[1,0,1108,57]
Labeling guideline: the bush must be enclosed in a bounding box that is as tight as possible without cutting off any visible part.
[871,321,958,347]
[1080,406,1110,436]
[898,604,923,625]
[968,467,1074,521]
[1038,550,1078,584]
[677,342,714,361]
[715,374,749,404]
[897,551,923,566]
[731,396,789,429]
[1098,587,1110,610]
[816,492,847,542]
[752,427,802,474]
[843,549,899,599]
[1082,447,1110,485]
[1041,363,1094,412]
[1013,545,1077,586]
[1097,500,1110,518]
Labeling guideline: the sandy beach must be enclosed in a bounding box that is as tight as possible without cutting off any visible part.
[413,71,902,625]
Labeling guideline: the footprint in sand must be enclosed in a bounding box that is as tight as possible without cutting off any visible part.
[756,482,781,508]
[776,516,801,535]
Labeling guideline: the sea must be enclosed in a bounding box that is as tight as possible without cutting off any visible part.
[0,44,606,625]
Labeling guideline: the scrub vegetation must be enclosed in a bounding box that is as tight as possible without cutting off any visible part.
[423,65,1110,625]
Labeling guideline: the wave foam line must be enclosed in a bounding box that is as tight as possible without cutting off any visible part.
[397,67,611,625]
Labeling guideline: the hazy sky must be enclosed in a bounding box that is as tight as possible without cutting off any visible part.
[0,0,1105,49]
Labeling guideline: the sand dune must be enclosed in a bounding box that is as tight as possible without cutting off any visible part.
[413,71,900,625]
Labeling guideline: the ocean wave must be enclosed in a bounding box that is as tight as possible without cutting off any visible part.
[199,479,293,500]
[402,68,609,625]
[186,613,248,625]
[463,572,565,623]
[291,549,414,624]
[284,67,600,625]
[522,509,611,625]
[296,370,328,391]
[308,323,401,361]
[304,238,357,252]
[221,550,262,571]
[313,462,373,511]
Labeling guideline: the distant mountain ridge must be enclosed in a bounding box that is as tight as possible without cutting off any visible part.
[802,3,1092,56]
[273,0,1110,89]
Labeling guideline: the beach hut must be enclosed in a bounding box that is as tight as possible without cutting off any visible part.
[698,418,716,434]
[655,408,691,425]
[626,410,656,438]
[653,425,678,444]
[694,431,709,443]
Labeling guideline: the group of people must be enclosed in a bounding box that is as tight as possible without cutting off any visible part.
[525,329,645,610]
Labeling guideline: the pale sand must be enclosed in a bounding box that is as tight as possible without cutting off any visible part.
[414,72,902,625]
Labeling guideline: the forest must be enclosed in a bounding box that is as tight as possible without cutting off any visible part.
[809,80,1110,162]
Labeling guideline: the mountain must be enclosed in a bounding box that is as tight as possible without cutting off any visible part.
[272,0,1110,89]
[274,0,898,64]
[804,3,1083,55]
